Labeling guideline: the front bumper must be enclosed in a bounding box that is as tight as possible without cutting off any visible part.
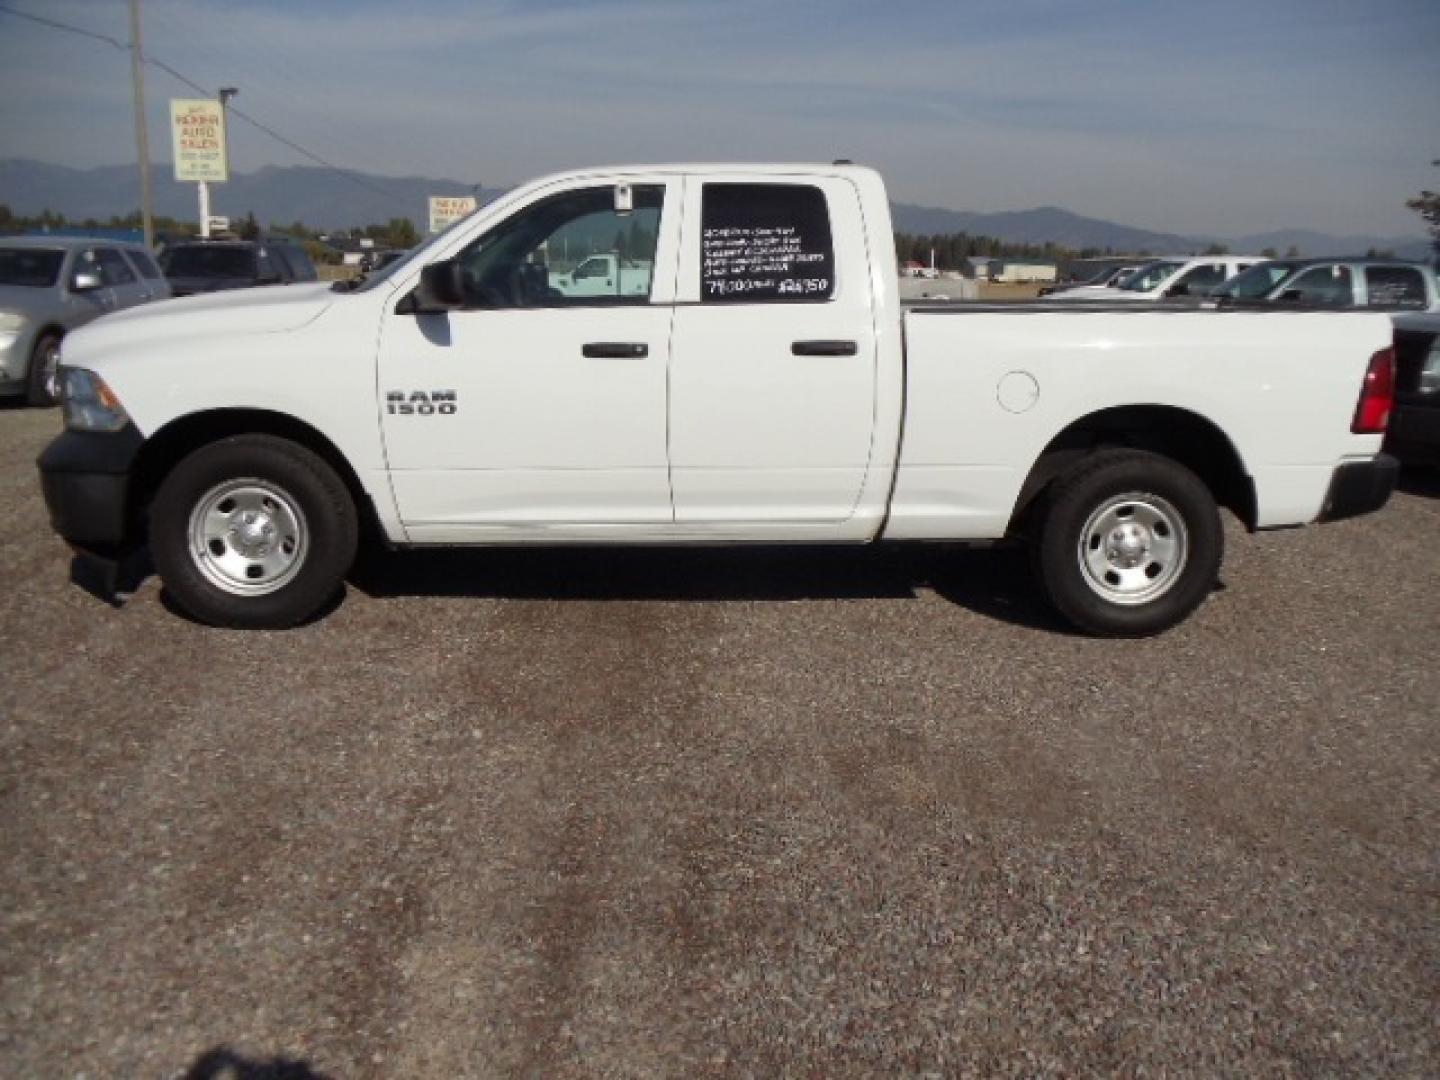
[36,425,145,552]
[1317,453,1400,523]
[0,327,34,390]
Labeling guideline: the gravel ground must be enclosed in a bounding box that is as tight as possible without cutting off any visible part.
[1,403,1437,1077]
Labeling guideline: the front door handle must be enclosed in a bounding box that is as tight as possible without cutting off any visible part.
[582,342,648,358]
[791,339,858,356]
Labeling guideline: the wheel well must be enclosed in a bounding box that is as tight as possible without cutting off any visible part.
[1010,406,1257,533]
[130,409,383,542]
[30,324,66,357]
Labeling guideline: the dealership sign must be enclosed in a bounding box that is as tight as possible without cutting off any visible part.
[428,195,477,234]
[170,99,228,183]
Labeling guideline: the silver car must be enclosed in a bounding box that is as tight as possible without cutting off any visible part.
[1213,257,1439,310]
[0,236,172,405]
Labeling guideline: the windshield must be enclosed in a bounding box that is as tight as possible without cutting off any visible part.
[163,246,256,279]
[1214,261,1301,300]
[346,205,485,293]
[1117,261,1184,292]
[0,247,64,287]
[1080,266,1126,286]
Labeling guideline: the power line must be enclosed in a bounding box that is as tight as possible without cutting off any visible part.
[0,2,406,203]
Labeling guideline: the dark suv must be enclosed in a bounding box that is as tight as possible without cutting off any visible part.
[1387,312,1440,467]
[161,239,318,297]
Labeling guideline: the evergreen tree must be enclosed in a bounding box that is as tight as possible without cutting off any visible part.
[1406,159,1440,262]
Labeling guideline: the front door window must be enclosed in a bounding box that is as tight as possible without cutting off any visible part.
[453,186,663,307]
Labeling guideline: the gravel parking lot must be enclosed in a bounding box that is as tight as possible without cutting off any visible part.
[2,403,1437,1077]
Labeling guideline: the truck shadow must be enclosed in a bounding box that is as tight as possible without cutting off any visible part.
[1397,465,1440,498]
[183,1046,331,1079]
[347,543,1078,634]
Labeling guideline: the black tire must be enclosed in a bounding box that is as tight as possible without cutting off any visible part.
[1032,449,1222,637]
[25,332,62,407]
[150,435,358,629]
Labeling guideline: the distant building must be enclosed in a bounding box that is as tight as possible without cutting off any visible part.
[967,257,1057,283]
[992,259,1057,284]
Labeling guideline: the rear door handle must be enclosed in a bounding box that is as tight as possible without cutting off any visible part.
[582,342,648,358]
[791,339,858,356]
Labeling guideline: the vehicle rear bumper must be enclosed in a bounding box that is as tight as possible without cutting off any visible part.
[36,426,145,552]
[1318,453,1400,523]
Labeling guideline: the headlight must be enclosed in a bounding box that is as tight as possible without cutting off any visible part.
[0,309,28,339]
[60,368,131,432]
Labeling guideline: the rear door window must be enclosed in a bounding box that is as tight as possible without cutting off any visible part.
[1364,266,1427,309]
[125,248,165,281]
[700,183,835,302]
[1170,262,1228,296]
[1282,265,1353,305]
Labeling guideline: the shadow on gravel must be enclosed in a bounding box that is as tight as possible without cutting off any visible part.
[349,543,1078,634]
[1397,465,1440,498]
[183,1046,331,1079]
[68,548,153,607]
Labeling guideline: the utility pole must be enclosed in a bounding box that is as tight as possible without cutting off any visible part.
[199,87,237,239]
[128,0,154,249]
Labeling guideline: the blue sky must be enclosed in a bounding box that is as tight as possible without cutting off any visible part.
[0,0,1436,237]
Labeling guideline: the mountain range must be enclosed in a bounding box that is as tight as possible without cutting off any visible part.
[1,158,1430,260]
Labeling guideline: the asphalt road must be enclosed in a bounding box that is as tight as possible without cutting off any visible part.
[2,403,1437,1077]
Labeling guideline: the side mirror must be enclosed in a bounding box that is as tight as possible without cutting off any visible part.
[257,271,282,285]
[1164,283,1189,298]
[1279,289,1303,302]
[71,270,103,292]
[413,259,467,311]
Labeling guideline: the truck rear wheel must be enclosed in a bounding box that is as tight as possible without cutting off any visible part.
[150,436,358,629]
[1032,449,1222,637]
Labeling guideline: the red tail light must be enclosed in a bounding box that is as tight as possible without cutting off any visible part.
[1351,346,1395,434]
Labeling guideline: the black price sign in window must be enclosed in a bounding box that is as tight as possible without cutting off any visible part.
[701,183,835,302]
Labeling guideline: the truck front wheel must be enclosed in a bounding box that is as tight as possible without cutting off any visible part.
[1033,449,1222,637]
[26,332,62,407]
[150,435,358,629]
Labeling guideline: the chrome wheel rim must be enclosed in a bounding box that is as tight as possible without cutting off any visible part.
[188,480,308,597]
[1077,491,1188,606]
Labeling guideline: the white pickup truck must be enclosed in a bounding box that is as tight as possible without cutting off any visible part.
[38,163,1400,635]
[548,253,653,299]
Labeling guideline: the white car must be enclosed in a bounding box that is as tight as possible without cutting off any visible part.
[39,164,1397,636]
[1047,255,1266,301]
